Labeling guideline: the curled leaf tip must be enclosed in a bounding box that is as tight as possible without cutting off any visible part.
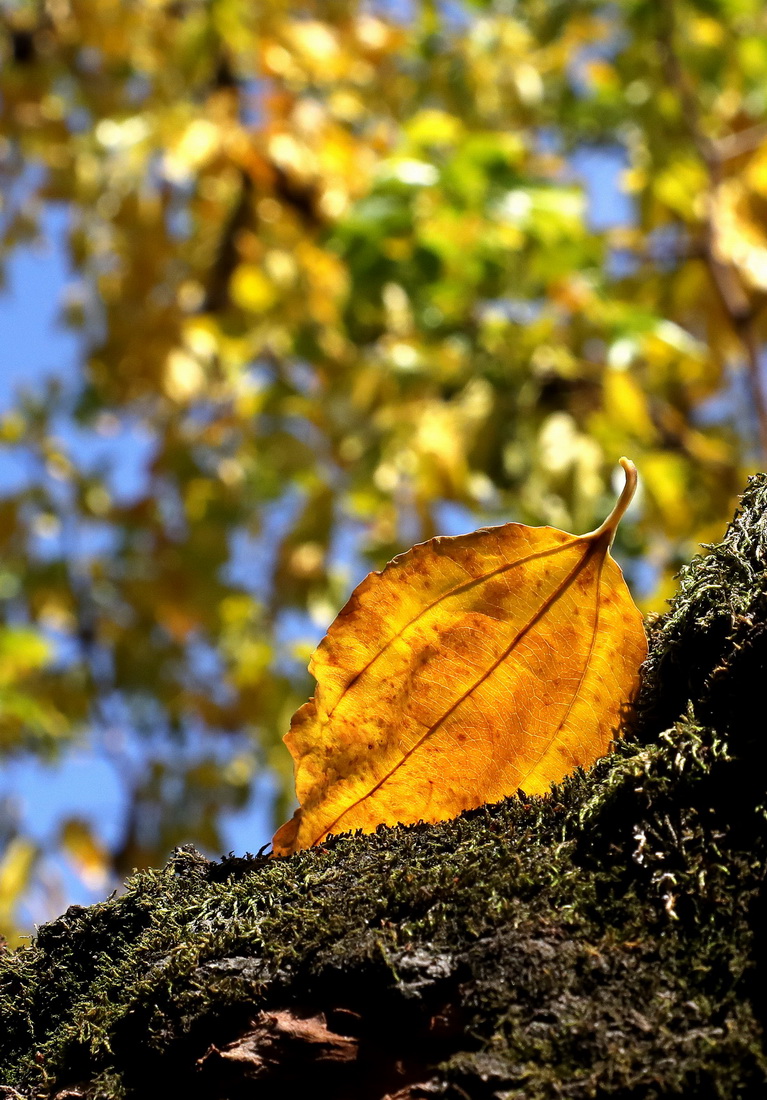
[589,457,638,545]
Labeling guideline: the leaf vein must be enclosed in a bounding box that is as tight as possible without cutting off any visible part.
[312,540,599,845]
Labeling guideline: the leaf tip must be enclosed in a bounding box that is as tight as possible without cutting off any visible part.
[589,457,638,544]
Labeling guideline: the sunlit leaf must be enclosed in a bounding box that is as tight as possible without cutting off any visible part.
[0,837,38,942]
[273,460,647,855]
[60,818,110,891]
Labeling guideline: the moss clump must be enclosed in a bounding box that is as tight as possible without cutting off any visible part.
[2,477,767,1099]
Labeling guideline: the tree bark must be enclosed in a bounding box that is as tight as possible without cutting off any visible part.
[2,477,767,1099]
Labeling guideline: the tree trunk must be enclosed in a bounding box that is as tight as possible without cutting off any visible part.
[2,477,767,1100]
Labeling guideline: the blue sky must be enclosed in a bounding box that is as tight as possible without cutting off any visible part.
[0,209,80,411]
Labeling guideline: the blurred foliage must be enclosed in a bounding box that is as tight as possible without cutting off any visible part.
[1,0,766,942]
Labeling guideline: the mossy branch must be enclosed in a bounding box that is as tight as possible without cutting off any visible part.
[2,477,767,1099]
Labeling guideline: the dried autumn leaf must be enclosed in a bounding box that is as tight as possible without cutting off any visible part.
[272,459,647,856]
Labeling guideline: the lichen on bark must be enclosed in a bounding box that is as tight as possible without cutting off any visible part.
[2,476,767,1099]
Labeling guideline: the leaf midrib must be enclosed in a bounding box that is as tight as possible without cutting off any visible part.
[311,536,603,845]
[320,529,581,724]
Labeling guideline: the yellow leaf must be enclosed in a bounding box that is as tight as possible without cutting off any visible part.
[641,452,692,536]
[60,819,110,890]
[0,837,37,932]
[746,143,767,200]
[689,15,725,46]
[406,108,465,147]
[653,158,708,220]
[603,371,656,442]
[229,264,278,313]
[712,177,767,291]
[0,627,52,687]
[585,59,618,90]
[273,460,647,855]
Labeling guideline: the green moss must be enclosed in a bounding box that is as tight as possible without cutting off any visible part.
[2,477,767,1099]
